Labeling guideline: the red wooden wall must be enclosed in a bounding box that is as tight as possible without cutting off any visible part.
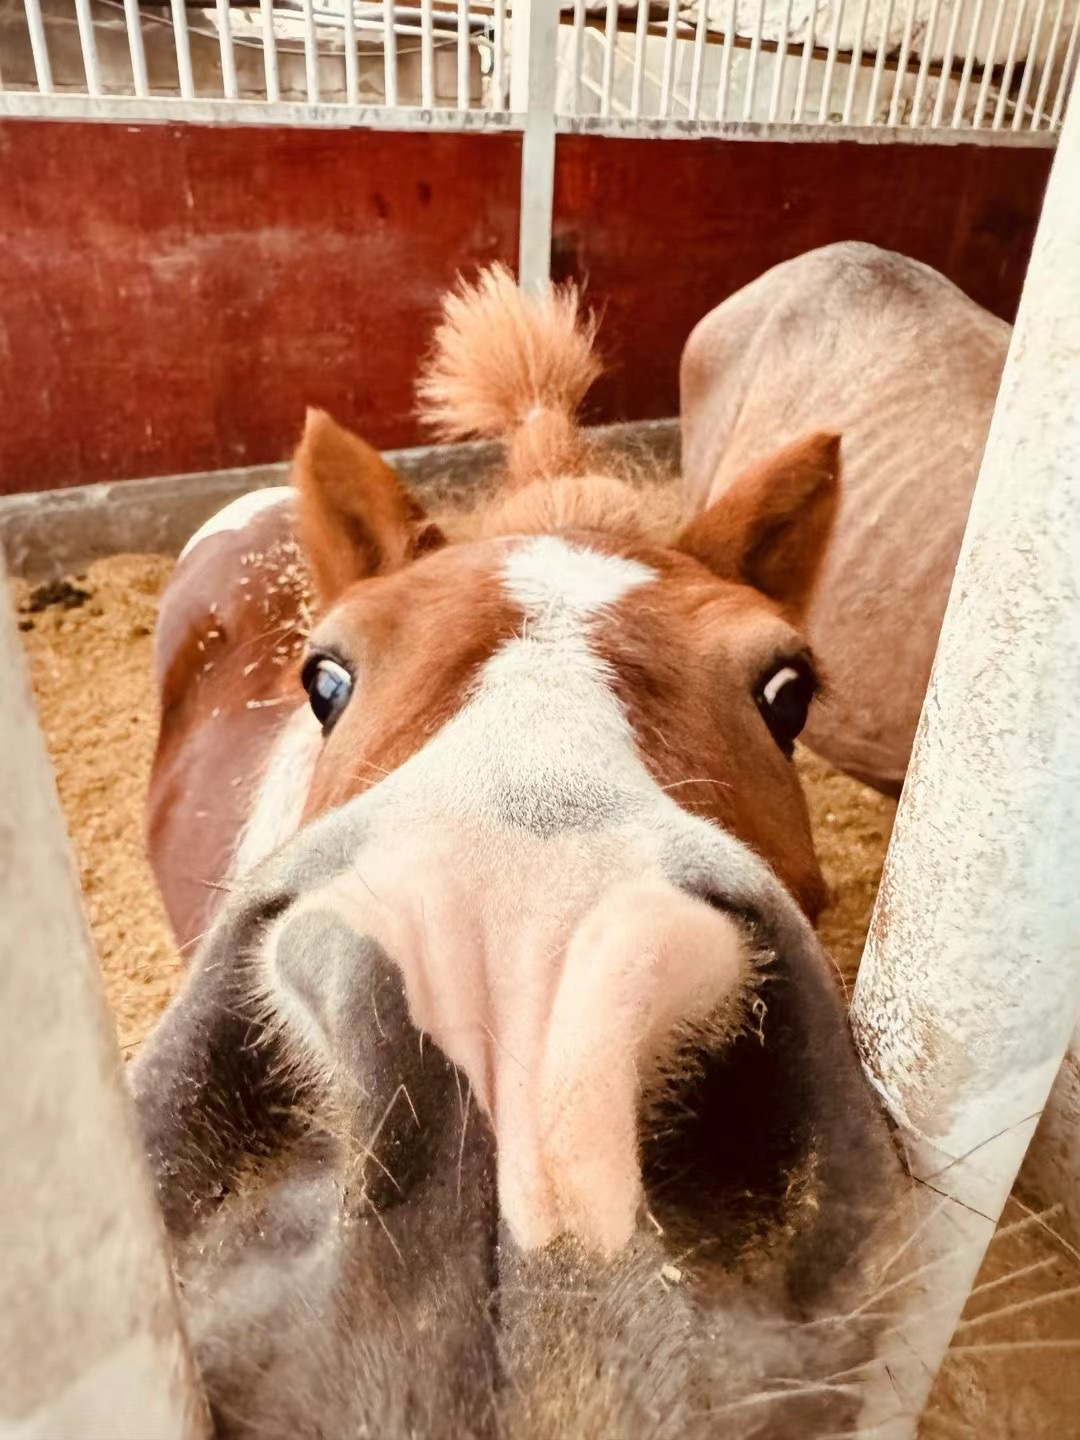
[0,122,522,492]
[0,121,1052,495]
[553,135,1052,426]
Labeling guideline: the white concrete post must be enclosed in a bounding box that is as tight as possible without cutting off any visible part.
[511,0,559,293]
[0,560,208,1440]
[849,94,1080,1433]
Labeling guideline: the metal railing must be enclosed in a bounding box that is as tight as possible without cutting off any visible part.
[0,0,1074,134]
[555,0,1078,134]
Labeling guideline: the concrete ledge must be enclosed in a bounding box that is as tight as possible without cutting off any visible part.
[0,420,681,580]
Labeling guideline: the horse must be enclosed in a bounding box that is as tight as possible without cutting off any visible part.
[681,241,1010,798]
[137,265,910,1438]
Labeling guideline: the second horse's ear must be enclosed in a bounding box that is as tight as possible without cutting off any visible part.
[678,432,841,621]
[293,408,445,608]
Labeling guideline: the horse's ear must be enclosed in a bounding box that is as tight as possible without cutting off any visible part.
[293,408,445,607]
[677,431,841,620]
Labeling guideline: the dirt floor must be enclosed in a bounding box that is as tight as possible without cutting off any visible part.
[12,554,1080,1437]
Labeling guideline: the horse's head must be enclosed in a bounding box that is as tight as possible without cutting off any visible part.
[135,268,904,1438]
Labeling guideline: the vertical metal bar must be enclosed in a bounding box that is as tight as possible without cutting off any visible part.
[744,0,769,119]
[216,0,238,99]
[841,0,872,123]
[23,0,55,94]
[659,0,679,117]
[569,0,587,117]
[383,0,398,107]
[794,0,818,121]
[260,0,279,102]
[717,0,739,118]
[600,0,618,117]
[491,0,506,109]
[850,90,1080,1429]
[888,0,920,124]
[1030,0,1067,128]
[457,0,470,109]
[951,0,987,125]
[0,562,211,1440]
[973,0,1008,125]
[866,0,895,120]
[1011,0,1048,127]
[122,0,149,96]
[931,0,967,125]
[910,0,943,124]
[74,0,102,95]
[689,0,709,117]
[170,0,194,98]
[420,0,434,107]
[343,0,358,104]
[993,0,1030,128]
[301,0,319,101]
[1048,1,1080,128]
[513,0,559,293]
[769,0,793,120]
[818,0,846,120]
[630,0,650,117]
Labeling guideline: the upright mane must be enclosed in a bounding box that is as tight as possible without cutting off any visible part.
[417,265,687,543]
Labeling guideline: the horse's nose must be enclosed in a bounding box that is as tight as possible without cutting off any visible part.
[266,845,756,1257]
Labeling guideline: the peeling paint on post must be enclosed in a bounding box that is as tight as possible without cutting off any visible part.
[850,92,1080,1433]
[0,555,208,1437]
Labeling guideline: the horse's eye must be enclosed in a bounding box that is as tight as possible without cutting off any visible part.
[755,660,815,756]
[301,654,353,732]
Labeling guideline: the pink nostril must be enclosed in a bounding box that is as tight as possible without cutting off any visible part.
[497,881,751,1256]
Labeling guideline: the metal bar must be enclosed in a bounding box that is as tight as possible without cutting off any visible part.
[888,0,920,124]
[841,0,872,123]
[260,0,279,101]
[951,0,987,125]
[973,0,1008,125]
[23,0,54,94]
[865,0,895,121]
[910,0,942,124]
[793,0,818,121]
[420,0,435,106]
[601,0,619,117]
[170,0,194,98]
[630,0,649,115]
[342,0,358,103]
[1049,2,1080,128]
[1012,0,1048,128]
[122,0,150,97]
[383,0,398,105]
[0,558,211,1440]
[490,0,505,109]
[716,0,738,119]
[74,0,103,95]
[743,0,768,120]
[850,89,1080,1431]
[817,0,846,120]
[769,0,794,120]
[216,0,238,99]
[456,0,469,108]
[931,0,966,125]
[659,0,679,117]
[1030,0,1067,128]
[569,0,586,117]
[513,0,558,291]
[993,0,1030,127]
[301,0,319,101]
[688,0,709,117]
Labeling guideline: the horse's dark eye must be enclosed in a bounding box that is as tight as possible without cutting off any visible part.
[755,660,815,756]
[301,655,353,732]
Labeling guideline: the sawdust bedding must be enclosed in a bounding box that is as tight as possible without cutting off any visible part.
[12,555,1078,1438]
